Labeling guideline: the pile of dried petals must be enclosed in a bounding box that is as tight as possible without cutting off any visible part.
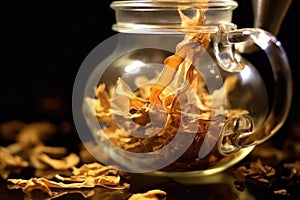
[84,5,249,173]
[7,162,130,199]
[0,120,80,179]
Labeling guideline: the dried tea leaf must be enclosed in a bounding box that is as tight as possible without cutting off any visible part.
[8,162,130,199]
[274,189,288,195]
[247,159,276,178]
[16,121,57,149]
[0,120,25,141]
[95,83,111,113]
[283,160,300,178]
[232,159,276,188]
[71,162,119,176]
[129,189,167,200]
[34,168,72,180]
[29,146,76,170]
[149,9,210,109]
[8,177,95,200]
[0,146,29,179]
[5,142,23,155]
[8,178,53,195]
[38,153,80,170]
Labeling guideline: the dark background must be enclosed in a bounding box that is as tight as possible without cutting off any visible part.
[1,0,299,126]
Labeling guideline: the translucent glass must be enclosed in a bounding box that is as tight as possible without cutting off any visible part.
[72,0,292,177]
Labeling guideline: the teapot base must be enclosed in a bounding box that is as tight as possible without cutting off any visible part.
[143,146,254,180]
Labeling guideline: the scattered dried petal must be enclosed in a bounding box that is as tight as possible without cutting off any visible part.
[0,146,29,179]
[231,159,276,187]
[283,160,300,178]
[0,120,25,141]
[8,162,130,199]
[129,189,167,200]
[16,121,57,149]
[29,146,79,170]
[274,189,288,195]
[38,153,80,170]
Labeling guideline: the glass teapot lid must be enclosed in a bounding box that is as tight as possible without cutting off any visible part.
[110,0,238,33]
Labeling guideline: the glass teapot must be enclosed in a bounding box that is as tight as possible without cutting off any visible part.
[72,0,292,177]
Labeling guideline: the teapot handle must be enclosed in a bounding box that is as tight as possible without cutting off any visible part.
[218,28,292,155]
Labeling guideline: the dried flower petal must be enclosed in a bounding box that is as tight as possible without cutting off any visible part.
[8,177,96,200]
[16,121,57,149]
[283,160,300,178]
[232,159,276,188]
[8,162,130,199]
[38,153,80,170]
[0,146,29,179]
[129,189,167,200]
[274,189,288,195]
[0,120,25,141]
[30,146,79,170]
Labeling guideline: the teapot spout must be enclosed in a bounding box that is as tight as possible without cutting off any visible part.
[252,0,292,36]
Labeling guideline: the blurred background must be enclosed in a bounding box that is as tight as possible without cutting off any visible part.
[1,0,299,128]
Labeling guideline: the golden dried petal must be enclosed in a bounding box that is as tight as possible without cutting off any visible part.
[71,162,117,176]
[23,178,53,196]
[129,189,167,200]
[96,175,121,186]
[30,146,68,170]
[38,153,80,170]
[0,120,25,141]
[283,160,300,178]
[0,146,29,179]
[274,189,288,195]
[16,121,57,148]
[95,83,111,111]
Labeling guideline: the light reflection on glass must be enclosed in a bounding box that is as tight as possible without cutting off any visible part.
[124,60,145,74]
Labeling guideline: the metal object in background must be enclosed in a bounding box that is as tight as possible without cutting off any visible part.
[237,0,292,53]
[252,0,292,36]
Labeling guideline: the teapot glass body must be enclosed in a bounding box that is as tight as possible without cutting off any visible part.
[73,0,292,177]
